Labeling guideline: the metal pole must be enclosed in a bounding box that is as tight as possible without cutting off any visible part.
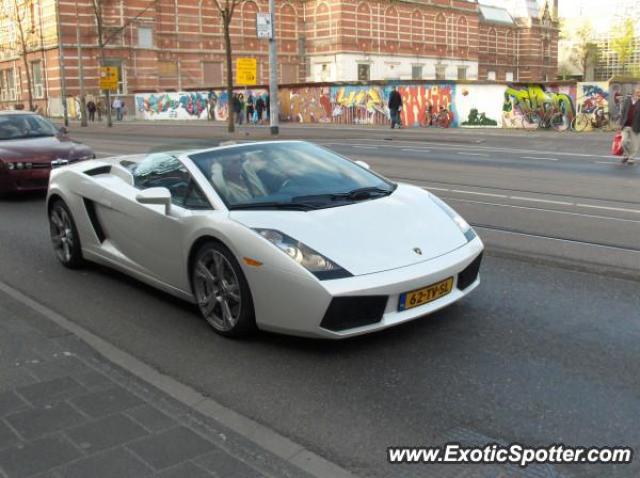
[268,0,279,135]
[76,2,87,127]
[55,0,69,126]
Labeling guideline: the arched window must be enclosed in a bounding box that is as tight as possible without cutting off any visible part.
[457,16,468,47]
[356,2,372,47]
[488,27,497,54]
[315,2,330,39]
[384,7,399,43]
[435,13,446,45]
[411,10,423,47]
[278,3,297,40]
[241,1,259,38]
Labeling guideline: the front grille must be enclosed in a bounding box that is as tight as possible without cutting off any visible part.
[457,253,482,291]
[31,163,51,169]
[320,296,387,332]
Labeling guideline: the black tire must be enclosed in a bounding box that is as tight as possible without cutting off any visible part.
[191,241,256,338]
[49,199,84,269]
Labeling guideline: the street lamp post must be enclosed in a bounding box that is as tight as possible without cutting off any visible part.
[268,0,279,135]
[76,2,87,127]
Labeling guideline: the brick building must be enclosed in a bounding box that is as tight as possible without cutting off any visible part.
[0,0,558,113]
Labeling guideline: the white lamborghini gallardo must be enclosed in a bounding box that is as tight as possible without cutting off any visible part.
[47,141,483,338]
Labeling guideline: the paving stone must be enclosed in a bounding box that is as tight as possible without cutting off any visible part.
[26,357,92,382]
[0,367,37,393]
[125,405,177,433]
[73,371,112,390]
[67,413,148,453]
[0,392,27,417]
[15,377,85,406]
[127,426,214,470]
[0,420,20,450]
[69,386,143,418]
[5,403,86,440]
[155,461,213,478]
[0,435,81,478]
[195,448,264,478]
[61,447,153,478]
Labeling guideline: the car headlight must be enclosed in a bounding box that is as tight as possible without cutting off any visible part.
[254,228,352,280]
[430,193,477,242]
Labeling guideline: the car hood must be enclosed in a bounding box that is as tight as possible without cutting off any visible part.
[229,183,468,276]
[0,136,92,162]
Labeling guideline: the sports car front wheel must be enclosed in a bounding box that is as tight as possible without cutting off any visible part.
[192,241,256,337]
[49,199,84,269]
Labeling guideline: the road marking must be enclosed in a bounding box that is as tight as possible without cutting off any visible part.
[594,161,620,165]
[451,189,507,199]
[576,203,640,214]
[424,186,450,192]
[521,156,559,161]
[442,197,640,223]
[457,152,489,157]
[510,196,572,206]
[353,145,378,149]
[401,148,432,153]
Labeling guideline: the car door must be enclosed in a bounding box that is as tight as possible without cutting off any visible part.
[96,153,211,289]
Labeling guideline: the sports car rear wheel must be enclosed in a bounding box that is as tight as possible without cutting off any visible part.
[192,242,256,337]
[49,200,84,268]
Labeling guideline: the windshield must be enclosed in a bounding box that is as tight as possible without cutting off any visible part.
[189,142,395,210]
[0,114,58,140]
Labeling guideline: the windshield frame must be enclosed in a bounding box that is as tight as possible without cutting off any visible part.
[0,114,59,141]
[186,141,396,211]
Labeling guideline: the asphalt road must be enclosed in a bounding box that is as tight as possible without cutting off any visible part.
[1,125,639,478]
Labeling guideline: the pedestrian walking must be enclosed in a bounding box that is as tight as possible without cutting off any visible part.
[255,96,265,124]
[618,87,640,165]
[388,87,403,129]
[246,94,255,124]
[96,98,104,121]
[232,94,243,125]
[265,94,270,121]
[207,90,218,121]
[87,100,96,122]
[112,97,123,121]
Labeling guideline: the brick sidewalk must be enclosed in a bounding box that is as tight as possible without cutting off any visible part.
[0,292,313,478]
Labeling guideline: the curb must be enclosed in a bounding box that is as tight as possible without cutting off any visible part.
[0,280,356,478]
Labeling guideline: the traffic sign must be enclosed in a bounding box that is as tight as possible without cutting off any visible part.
[236,58,257,85]
[257,12,272,39]
[99,66,118,91]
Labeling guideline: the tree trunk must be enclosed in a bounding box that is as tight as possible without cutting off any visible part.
[14,0,34,111]
[223,14,235,133]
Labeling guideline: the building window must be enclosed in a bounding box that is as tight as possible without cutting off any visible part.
[487,70,496,80]
[138,26,153,48]
[412,65,423,80]
[203,62,222,86]
[506,71,514,82]
[281,64,297,84]
[457,66,467,80]
[31,61,43,98]
[320,64,329,81]
[357,64,370,81]
[435,64,446,80]
[158,61,178,78]
[0,71,7,101]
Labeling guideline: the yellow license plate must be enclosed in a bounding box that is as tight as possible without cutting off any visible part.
[398,277,454,311]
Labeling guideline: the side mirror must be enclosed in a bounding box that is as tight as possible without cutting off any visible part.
[58,126,69,135]
[355,160,371,170]
[136,187,172,214]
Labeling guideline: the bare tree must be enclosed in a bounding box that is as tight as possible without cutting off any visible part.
[212,0,246,133]
[90,0,158,127]
[3,0,35,111]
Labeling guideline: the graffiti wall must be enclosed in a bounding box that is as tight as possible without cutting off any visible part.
[130,79,639,131]
[608,80,640,126]
[502,84,576,131]
[574,82,610,131]
[135,89,268,121]
[455,85,503,128]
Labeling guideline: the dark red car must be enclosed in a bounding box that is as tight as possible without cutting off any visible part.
[0,111,94,196]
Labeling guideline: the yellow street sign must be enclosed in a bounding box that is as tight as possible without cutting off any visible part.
[99,66,119,91]
[236,58,257,85]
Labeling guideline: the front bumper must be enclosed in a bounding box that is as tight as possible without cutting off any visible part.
[0,168,51,193]
[253,237,484,339]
